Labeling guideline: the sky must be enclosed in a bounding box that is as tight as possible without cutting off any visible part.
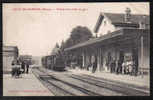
[3,2,150,56]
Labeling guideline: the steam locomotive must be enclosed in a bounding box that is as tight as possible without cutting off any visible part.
[41,51,65,71]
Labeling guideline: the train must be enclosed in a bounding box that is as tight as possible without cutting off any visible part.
[41,52,65,71]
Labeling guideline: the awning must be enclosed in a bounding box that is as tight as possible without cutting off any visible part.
[64,29,123,51]
[64,28,149,52]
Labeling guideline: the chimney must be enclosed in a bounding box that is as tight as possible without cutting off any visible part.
[125,7,131,22]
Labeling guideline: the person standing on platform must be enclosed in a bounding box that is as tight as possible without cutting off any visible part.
[92,55,97,73]
[116,59,122,74]
[26,62,29,74]
[11,59,17,77]
[110,58,116,73]
[21,61,25,73]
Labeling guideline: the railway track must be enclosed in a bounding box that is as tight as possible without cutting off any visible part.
[32,68,100,96]
[32,68,74,96]
[51,74,123,96]
[32,67,149,96]
[83,74,149,91]
[39,75,75,96]
[68,74,149,96]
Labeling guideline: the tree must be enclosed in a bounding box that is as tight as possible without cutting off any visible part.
[63,26,93,49]
[70,26,93,45]
[60,40,65,51]
[63,37,74,48]
[51,42,60,56]
[55,43,59,48]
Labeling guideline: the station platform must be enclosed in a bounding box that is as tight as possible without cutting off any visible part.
[68,67,150,90]
[3,68,54,96]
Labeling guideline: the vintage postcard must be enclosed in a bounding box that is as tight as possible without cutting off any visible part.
[2,2,150,96]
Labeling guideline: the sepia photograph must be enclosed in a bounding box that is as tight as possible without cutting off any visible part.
[2,2,150,96]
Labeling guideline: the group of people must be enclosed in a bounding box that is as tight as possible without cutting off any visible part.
[108,58,137,76]
[86,55,137,75]
[11,58,30,78]
[21,60,29,74]
[68,54,137,76]
[86,55,97,73]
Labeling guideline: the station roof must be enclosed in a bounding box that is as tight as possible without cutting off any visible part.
[103,13,149,24]
[94,12,149,33]
[64,28,149,51]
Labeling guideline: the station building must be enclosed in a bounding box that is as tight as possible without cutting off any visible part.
[3,46,19,73]
[64,8,150,75]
